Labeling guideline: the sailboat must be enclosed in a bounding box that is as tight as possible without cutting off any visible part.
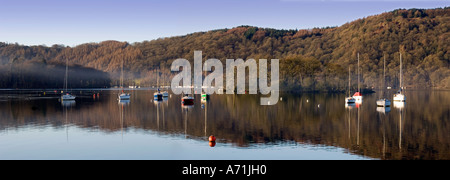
[345,67,356,104]
[154,89,163,101]
[377,56,391,107]
[393,53,406,102]
[352,53,363,103]
[61,59,76,101]
[118,59,130,100]
[153,69,163,101]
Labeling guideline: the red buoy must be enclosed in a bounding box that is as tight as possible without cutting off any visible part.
[209,135,216,142]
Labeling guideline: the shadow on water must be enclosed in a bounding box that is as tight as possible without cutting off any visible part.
[0,89,448,160]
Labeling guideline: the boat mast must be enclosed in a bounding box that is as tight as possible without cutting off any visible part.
[358,53,360,93]
[384,56,386,88]
[348,67,351,97]
[383,55,386,97]
[400,53,402,91]
[121,59,124,91]
[65,59,68,92]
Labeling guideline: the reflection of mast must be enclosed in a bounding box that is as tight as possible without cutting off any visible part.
[162,101,165,130]
[399,107,404,151]
[121,103,124,142]
[204,102,207,137]
[65,105,69,142]
[157,102,160,131]
[185,107,188,139]
[357,106,360,146]
[348,106,351,140]
[378,109,387,159]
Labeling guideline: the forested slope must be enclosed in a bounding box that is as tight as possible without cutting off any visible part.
[0,8,448,90]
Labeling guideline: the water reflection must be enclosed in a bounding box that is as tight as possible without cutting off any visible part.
[0,90,448,159]
[393,101,405,109]
[118,99,130,105]
[376,107,391,114]
[61,100,76,107]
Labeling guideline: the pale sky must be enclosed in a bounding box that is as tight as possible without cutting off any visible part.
[0,0,448,46]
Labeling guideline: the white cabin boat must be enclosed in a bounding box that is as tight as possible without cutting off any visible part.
[377,56,390,107]
[119,92,131,100]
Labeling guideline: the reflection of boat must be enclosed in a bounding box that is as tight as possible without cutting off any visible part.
[182,95,194,105]
[376,106,391,114]
[345,102,356,109]
[393,101,405,109]
[61,100,76,107]
[395,100,405,150]
[182,104,194,109]
[118,99,131,105]
[393,53,406,102]
[61,59,76,101]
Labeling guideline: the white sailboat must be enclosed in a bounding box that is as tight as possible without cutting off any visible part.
[118,59,130,100]
[352,53,363,103]
[161,73,169,97]
[61,59,76,101]
[393,53,406,102]
[377,56,391,107]
[345,67,356,104]
[154,69,163,101]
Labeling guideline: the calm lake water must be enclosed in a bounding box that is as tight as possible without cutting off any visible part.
[0,89,448,160]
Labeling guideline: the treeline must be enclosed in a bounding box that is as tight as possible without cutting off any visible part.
[0,7,448,90]
[0,58,110,89]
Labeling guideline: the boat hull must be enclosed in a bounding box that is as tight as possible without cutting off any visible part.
[154,93,163,101]
[182,97,194,105]
[118,94,131,100]
[345,97,356,104]
[352,92,363,103]
[61,94,76,100]
[353,95,363,103]
[393,94,406,102]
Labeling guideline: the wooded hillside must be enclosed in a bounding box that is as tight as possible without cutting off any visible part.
[0,8,448,90]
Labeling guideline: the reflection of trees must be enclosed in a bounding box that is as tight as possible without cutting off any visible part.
[0,91,448,160]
